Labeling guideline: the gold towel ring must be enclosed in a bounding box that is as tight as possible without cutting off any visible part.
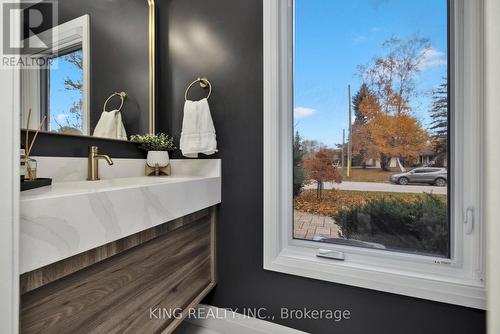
[103,91,127,112]
[184,77,212,101]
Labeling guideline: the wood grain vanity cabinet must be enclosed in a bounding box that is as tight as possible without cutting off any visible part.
[20,206,217,334]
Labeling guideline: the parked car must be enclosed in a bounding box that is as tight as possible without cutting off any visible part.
[389,167,447,186]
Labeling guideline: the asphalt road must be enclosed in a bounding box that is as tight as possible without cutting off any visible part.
[304,181,447,195]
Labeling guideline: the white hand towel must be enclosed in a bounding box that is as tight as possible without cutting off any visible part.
[180,98,217,158]
[93,110,127,140]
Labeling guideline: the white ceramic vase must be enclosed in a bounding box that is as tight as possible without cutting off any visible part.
[146,151,169,167]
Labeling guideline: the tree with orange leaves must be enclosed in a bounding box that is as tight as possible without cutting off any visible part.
[352,90,429,170]
[370,113,429,164]
[304,149,342,200]
[353,36,431,171]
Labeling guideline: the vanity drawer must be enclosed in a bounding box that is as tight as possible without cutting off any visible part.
[20,207,217,334]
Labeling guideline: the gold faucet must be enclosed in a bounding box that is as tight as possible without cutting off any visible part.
[87,146,114,181]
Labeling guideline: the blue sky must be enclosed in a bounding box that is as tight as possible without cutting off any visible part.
[49,50,83,131]
[294,0,448,147]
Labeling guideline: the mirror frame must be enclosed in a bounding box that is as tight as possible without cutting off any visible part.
[21,0,156,139]
[147,0,155,135]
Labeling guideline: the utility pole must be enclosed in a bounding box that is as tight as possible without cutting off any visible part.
[347,85,352,177]
[341,129,345,177]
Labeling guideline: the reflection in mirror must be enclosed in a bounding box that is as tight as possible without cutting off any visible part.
[21,15,89,136]
[49,49,85,135]
[20,0,155,141]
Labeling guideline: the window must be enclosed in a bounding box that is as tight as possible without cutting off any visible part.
[293,0,450,258]
[264,0,485,309]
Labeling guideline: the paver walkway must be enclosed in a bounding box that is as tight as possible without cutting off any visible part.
[293,210,341,240]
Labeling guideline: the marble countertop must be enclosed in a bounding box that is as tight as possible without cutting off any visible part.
[20,158,221,274]
[21,175,215,201]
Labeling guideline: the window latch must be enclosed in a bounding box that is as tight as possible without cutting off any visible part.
[464,207,475,235]
[317,249,345,261]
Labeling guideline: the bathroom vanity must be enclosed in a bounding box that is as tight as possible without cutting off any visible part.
[19,158,221,334]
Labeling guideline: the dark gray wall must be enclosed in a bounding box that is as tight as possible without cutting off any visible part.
[157,1,486,334]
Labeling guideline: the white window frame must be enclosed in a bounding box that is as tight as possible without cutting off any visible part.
[263,0,486,309]
[0,1,21,331]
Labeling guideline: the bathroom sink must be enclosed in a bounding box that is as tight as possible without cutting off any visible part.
[20,168,221,274]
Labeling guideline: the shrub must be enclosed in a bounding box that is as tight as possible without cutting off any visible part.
[293,131,306,196]
[333,193,449,256]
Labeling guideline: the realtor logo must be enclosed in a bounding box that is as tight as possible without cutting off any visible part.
[1,0,57,68]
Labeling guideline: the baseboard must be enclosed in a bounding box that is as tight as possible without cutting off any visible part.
[185,305,308,334]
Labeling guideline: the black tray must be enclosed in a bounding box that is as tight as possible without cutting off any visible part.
[21,178,52,191]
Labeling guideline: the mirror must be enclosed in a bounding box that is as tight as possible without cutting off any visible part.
[20,0,155,140]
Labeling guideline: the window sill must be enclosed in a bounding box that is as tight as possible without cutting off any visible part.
[264,246,486,309]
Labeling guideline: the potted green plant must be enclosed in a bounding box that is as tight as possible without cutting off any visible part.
[130,133,176,167]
